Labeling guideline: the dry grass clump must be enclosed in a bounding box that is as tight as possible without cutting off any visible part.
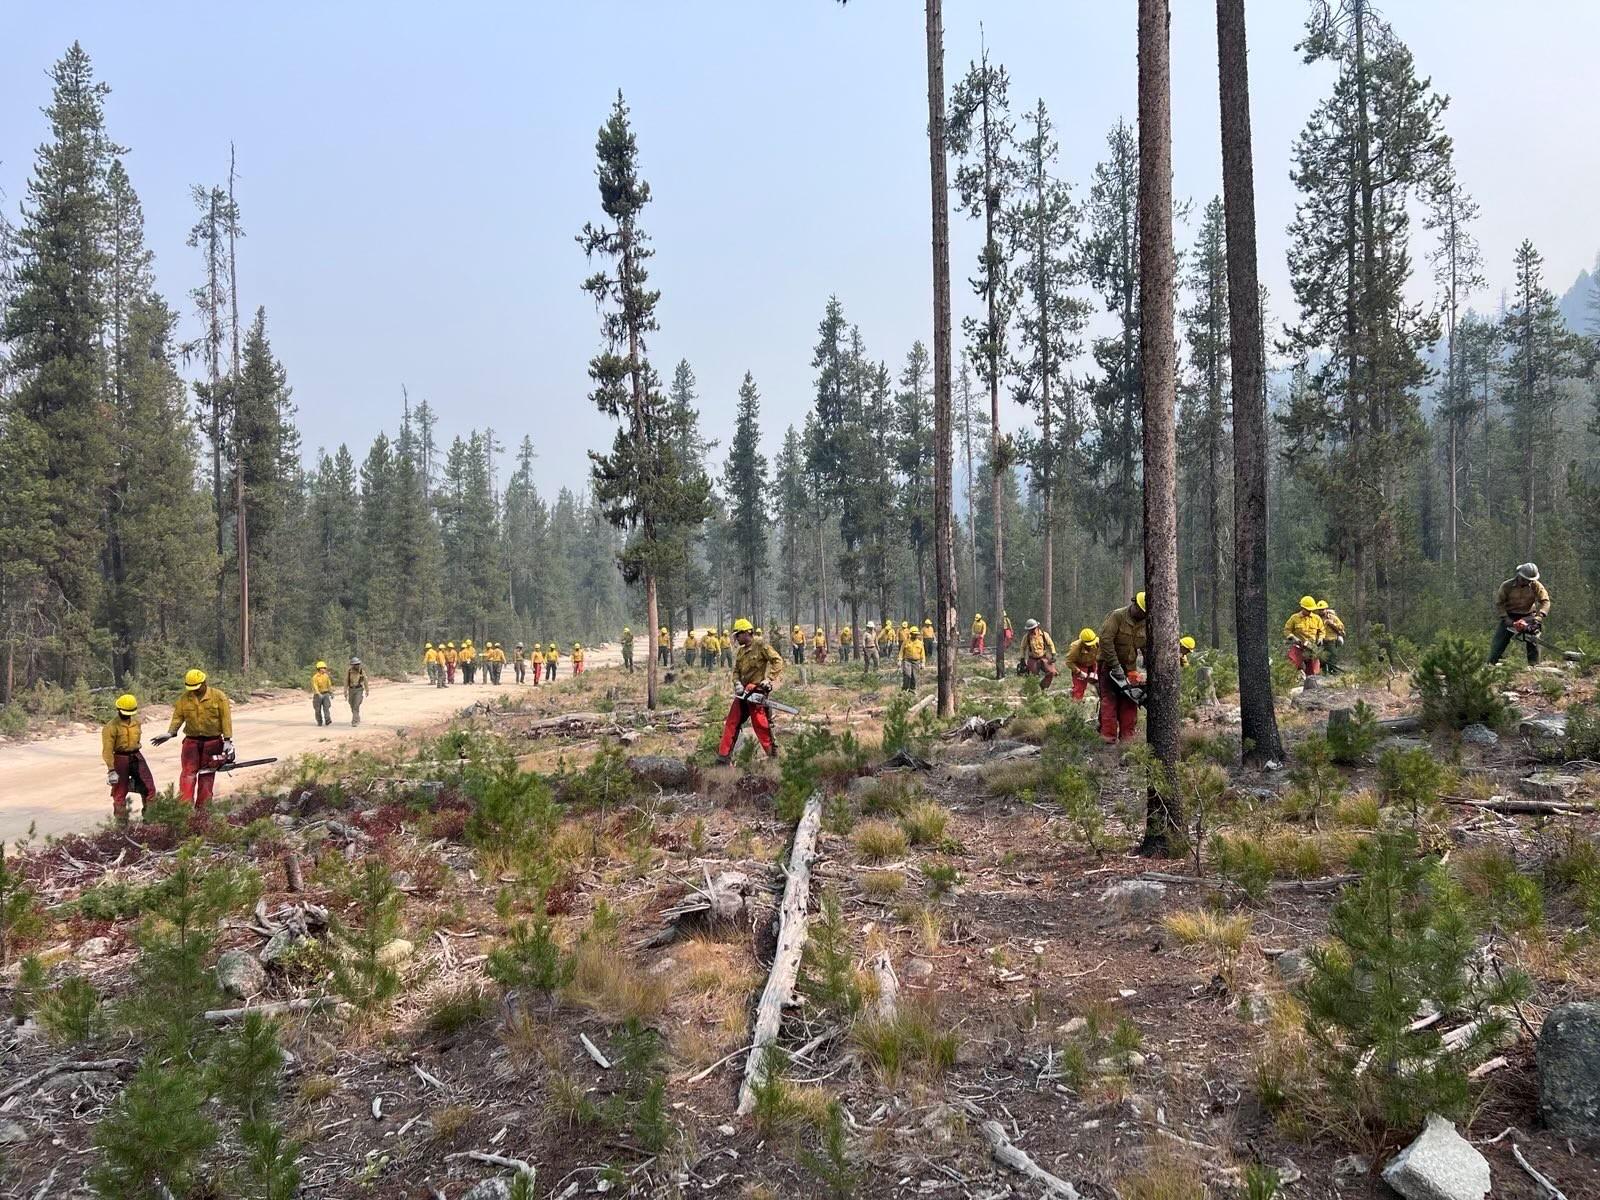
[851,999,959,1086]
[899,800,950,846]
[984,761,1048,798]
[1163,908,1252,985]
[566,940,669,1021]
[854,820,908,863]
[1118,1149,1208,1200]
[859,869,907,899]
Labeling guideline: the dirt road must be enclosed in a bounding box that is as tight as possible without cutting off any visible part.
[0,648,622,843]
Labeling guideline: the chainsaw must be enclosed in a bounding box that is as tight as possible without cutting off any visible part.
[733,686,799,716]
[198,756,279,776]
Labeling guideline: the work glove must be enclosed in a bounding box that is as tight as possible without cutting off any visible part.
[221,738,235,761]
[757,679,774,694]
[106,769,119,787]
[1513,619,1529,632]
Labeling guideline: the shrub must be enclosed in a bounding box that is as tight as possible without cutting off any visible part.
[207,1012,285,1122]
[1284,735,1342,828]
[1301,831,1529,1136]
[0,843,43,966]
[1377,747,1447,834]
[488,920,575,996]
[923,861,961,900]
[799,1101,859,1200]
[1163,909,1251,986]
[1050,764,1109,854]
[423,984,496,1035]
[1211,833,1272,903]
[90,1060,218,1199]
[1178,757,1231,874]
[1413,636,1511,730]
[899,800,949,847]
[1565,701,1600,761]
[465,762,563,876]
[556,743,637,810]
[38,974,105,1045]
[880,691,913,757]
[1455,846,1543,934]
[777,726,836,823]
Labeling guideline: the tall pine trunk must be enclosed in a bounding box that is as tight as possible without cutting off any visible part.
[229,147,251,670]
[979,79,1006,682]
[926,0,958,717]
[1217,0,1283,765]
[1139,0,1182,854]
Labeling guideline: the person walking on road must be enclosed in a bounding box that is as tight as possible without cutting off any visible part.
[545,642,559,681]
[715,619,784,764]
[346,657,369,725]
[572,642,585,675]
[513,642,527,684]
[424,643,440,687]
[102,693,155,825]
[311,660,334,725]
[153,669,234,810]
[621,626,634,673]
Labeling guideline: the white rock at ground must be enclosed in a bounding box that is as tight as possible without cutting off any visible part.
[1459,724,1498,747]
[1519,773,1581,801]
[76,936,113,959]
[1380,1115,1490,1200]
[1274,949,1313,984]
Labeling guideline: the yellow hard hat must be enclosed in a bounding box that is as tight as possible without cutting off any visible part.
[425,642,433,649]
[1134,592,1146,612]
[573,642,582,648]
[1299,595,1317,611]
[184,668,206,690]
[733,618,753,633]
[974,612,982,619]
[315,660,327,669]
[1180,636,1197,652]
[115,693,138,714]
[1079,628,1098,644]
[623,626,631,633]
[1314,599,1330,611]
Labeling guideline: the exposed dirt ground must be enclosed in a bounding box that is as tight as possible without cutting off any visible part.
[2,653,1597,1199]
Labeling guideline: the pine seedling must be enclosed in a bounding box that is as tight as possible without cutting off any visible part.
[208,1012,285,1121]
[89,1059,218,1199]
[1377,747,1447,836]
[12,954,46,1018]
[237,1117,302,1200]
[0,842,43,967]
[1302,831,1530,1135]
[799,886,861,1018]
[37,974,104,1045]
[799,1101,860,1199]
[1285,734,1341,826]
[329,856,405,1014]
[1051,763,1108,854]
[1178,757,1231,875]
[1413,636,1511,730]
[1327,701,1380,765]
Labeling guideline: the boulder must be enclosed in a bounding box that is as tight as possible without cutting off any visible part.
[1519,773,1582,802]
[1519,715,1569,761]
[1099,879,1167,920]
[461,1180,514,1200]
[1537,1001,1600,1136]
[626,755,692,789]
[41,1069,118,1094]
[260,928,302,966]
[1459,724,1499,748]
[76,936,113,959]
[216,948,268,999]
[1274,949,1313,985]
[0,1119,29,1146]
[1380,1115,1490,1200]
[1290,687,1346,713]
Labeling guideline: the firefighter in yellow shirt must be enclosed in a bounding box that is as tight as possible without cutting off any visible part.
[572,642,586,675]
[443,641,458,684]
[900,623,925,691]
[152,669,234,809]
[659,625,672,667]
[790,624,806,666]
[812,625,828,664]
[101,694,155,824]
[544,642,559,681]
[311,660,334,726]
[1284,596,1325,677]
[970,612,988,655]
[423,642,440,687]
[1065,628,1100,699]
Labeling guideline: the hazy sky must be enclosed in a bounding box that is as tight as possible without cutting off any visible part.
[4,2,1597,497]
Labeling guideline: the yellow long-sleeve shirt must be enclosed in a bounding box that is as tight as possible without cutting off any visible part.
[101,716,141,768]
[311,669,333,695]
[544,647,560,664]
[1066,638,1099,673]
[901,634,925,663]
[1022,628,1056,659]
[1284,611,1324,645]
[168,687,233,739]
[734,639,785,688]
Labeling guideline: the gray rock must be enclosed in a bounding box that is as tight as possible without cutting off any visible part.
[846,775,881,804]
[993,743,1040,762]
[376,938,414,966]
[1290,687,1346,712]
[1380,736,1429,754]
[1380,1114,1491,1200]
[1519,773,1582,802]
[626,754,692,789]
[1332,1154,1370,1180]
[1537,1001,1600,1136]
[216,948,268,999]
[41,1069,117,1093]
[0,1118,30,1145]
[1519,715,1569,761]
[1275,949,1313,984]
[903,958,934,980]
[461,1180,514,1200]
[1459,724,1499,747]
[1236,987,1272,1025]
[919,1102,965,1143]
[1099,879,1167,919]
[76,936,113,959]
[260,928,301,965]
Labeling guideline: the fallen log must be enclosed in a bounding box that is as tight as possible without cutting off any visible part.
[908,692,937,718]
[1137,871,1357,892]
[0,1057,134,1102]
[736,790,825,1116]
[203,996,332,1023]
[979,1119,1082,1199]
[871,950,899,1021]
[1444,796,1597,816]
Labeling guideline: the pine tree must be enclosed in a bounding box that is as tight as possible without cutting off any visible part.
[949,45,1018,679]
[1085,119,1143,597]
[1006,98,1088,634]
[1500,240,1588,559]
[1178,197,1230,649]
[773,426,810,628]
[722,372,769,620]
[1283,0,1451,627]
[579,93,711,708]
[0,43,118,686]
[893,342,935,616]
[230,309,296,652]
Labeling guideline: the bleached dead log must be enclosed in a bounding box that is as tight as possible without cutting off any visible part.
[203,996,331,1022]
[736,790,825,1116]
[871,950,899,1020]
[908,693,937,718]
[0,1058,133,1102]
[979,1119,1082,1199]
[639,870,760,948]
[579,1033,611,1069]
[1445,797,1596,816]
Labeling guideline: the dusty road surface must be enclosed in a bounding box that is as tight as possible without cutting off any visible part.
[0,647,622,843]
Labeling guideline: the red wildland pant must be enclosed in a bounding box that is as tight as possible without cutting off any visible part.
[1098,673,1139,743]
[970,635,985,654]
[718,698,774,756]
[1026,656,1058,689]
[111,751,156,818]
[1287,644,1321,676]
[1071,669,1096,700]
[179,736,225,807]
